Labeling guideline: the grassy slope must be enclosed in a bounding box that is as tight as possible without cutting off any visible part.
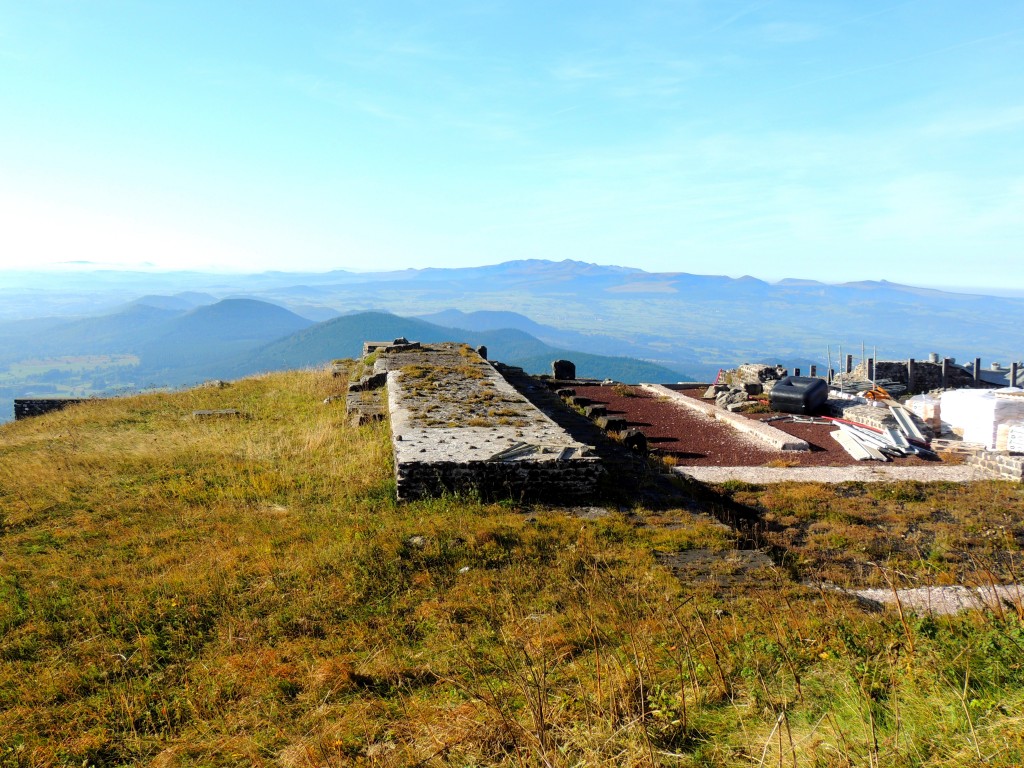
[1,370,1023,766]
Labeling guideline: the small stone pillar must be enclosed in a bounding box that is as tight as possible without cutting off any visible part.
[552,359,576,380]
[810,364,817,378]
[1013,362,1020,389]
[845,354,853,374]
[866,358,874,382]
[794,367,801,377]
[907,359,915,393]
[942,358,951,388]
[623,429,648,455]
[828,368,835,383]
[973,357,981,382]
[476,345,487,360]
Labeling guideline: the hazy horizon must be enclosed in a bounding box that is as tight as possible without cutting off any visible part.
[4,258,1024,301]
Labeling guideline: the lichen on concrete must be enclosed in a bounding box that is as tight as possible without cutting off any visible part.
[378,342,602,501]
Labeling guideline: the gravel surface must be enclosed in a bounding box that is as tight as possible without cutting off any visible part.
[675,465,987,483]
[572,384,952,469]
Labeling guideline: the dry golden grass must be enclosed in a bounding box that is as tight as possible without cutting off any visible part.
[726,480,1024,587]
[2,370,1024,766]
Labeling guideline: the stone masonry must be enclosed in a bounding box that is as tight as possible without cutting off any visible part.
[14,398,87,420]
[966,451,1024,481]
[376,342,603,501]
[838,360,984,394]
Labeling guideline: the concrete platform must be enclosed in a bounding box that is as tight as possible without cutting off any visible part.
[381,343,603,501]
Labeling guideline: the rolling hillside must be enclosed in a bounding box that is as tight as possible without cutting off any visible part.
[231,311,688,383]
[5,260,1023,380]
[2,368,1022,765]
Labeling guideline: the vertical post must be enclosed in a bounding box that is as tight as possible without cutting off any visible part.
[1012,362,1019,389]
[973,357,981,382]
[907,358,915,393]
[867,358,874,383]
[846,354,853,374]
[794,367,801,377]
[942,358,951,388]
[828,367,835,383]
[810,364,817,378]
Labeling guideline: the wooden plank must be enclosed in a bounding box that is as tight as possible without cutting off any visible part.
[890,405,927,441]
[839,423,897,454]
[882,427,911,451]
[831,429,875,461]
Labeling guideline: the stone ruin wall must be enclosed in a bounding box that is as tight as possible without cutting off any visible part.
[347,340,605,502]
[840,360,984,394]
[14,398,87,421]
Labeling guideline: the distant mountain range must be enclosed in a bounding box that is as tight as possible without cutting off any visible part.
[2,258,1023,421]
[0,293,688,421]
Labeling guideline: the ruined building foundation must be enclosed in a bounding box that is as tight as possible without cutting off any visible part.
[354,342,604,501]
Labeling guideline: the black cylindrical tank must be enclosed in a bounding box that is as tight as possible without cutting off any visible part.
[769,376,829,415]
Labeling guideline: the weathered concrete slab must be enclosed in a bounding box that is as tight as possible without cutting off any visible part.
[819,582,1024,615]
[639,384,810,451]
[382,343,603,501]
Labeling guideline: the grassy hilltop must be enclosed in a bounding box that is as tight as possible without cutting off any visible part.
[2,368,1024,766]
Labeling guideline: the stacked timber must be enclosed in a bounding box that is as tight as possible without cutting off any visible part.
[828,402,935,462]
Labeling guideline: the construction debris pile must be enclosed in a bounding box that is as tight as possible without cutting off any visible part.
[706,364,788,411]
[826,404,933,462]
[712,359,1024,479]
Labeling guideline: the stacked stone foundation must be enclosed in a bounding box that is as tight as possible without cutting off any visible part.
[966,451,1024,481]
[396,459,606,502]
[14,398,87,420]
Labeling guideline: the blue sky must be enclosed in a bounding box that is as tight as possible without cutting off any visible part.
[1,1,1022,289]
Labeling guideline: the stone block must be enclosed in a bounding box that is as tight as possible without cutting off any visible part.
[622,429,648,455]
[552,359,576,380]
[350,371,388,392]
[597,416,628,433]
[716,389,748,409]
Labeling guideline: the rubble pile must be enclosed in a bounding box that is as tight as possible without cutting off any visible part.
[705,364,789,412]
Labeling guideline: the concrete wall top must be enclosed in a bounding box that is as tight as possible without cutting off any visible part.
[384,343,596,466]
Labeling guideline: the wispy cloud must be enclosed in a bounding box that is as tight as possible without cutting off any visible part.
[758,21,823,44]
[924,106,1024,138]
[771,27,1024,94]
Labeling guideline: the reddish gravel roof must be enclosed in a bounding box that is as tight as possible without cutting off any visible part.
[571,385,941,468]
